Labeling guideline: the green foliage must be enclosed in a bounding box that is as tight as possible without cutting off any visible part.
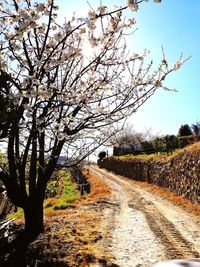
[113,122,200,158]
[116,146,188,162]
[7,171,80,219]
[191,122,200,140]
[178,124,192,137]
[44,171,80,211]
[6,208,23,220]
[178,135,194,148]
[46,180,59,198]
[191,124,199,135]
[141,140,155,154]
[53,202,75,210]
[151,137,165,153]
[165,135,179,153]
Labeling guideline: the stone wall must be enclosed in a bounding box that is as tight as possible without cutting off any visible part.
[99,149,200,204]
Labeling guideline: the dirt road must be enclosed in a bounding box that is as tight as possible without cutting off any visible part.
[89,166,200,267]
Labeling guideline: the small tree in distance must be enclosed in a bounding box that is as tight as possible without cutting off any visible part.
[0,0,187,236]
[178,124,193,137]
[191,122,200,140]
[97,151,107,166]
[98,151,107,161]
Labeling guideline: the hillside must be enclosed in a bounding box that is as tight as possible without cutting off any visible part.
[99,142,200,205]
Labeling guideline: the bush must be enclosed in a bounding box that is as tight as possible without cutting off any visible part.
[46,180,59,198]
[178,124,192,136]
[178,135,195,148]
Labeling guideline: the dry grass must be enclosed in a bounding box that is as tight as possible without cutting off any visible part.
[78,168,112,205]
[39,208,104,266]
[183,141,200,152]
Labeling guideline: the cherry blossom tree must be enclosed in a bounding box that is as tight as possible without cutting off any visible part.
[109,125,144,153]
[0,0,187,235]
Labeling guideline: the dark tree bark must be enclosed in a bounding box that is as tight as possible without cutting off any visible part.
[24,199,44,234]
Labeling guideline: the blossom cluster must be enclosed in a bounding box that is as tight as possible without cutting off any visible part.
[0,0,185,156]
[126,0,161,12]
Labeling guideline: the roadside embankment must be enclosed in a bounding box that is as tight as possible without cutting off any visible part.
[99,146,200,204]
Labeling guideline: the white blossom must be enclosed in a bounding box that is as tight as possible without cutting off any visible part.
[0,0,185,179]
[35,3,46,12]
[95,107,105,113]
[87,20,96,30]
[89,36,98,47]
[88,11,96,19]
[126,0,138,12]
[174,61,182,70]
[97,5,108,14]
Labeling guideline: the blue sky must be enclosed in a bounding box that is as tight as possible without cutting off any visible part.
[128,0,200,136]
[57,0,200,136]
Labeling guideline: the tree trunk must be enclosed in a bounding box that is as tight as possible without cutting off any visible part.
[24,199,44,236]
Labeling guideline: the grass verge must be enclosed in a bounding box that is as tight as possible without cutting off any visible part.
[117,141,200,162]
[7,170,81,221]
[44,170,80,213]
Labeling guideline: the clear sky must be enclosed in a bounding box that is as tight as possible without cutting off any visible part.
[57,0,200,136]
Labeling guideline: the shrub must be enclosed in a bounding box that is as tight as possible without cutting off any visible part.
[178,135,194,148]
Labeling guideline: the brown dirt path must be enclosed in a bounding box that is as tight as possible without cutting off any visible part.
[90,166,200,267]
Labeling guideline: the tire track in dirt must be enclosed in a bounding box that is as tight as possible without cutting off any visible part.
[129,201,199,259]
[90,166,200,266]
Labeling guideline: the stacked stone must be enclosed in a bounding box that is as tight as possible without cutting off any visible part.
[100,150,200,204]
